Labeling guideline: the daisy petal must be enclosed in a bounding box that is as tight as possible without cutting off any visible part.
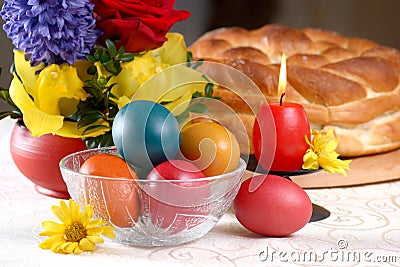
[41,221,66,234]
[86,227,103,236]
[51,205,71,225]
[79,238,95,251]
[69,199,81,222]
[73,246,83,254]
[87,235,104,244]
[38,234,64,249]
[101,226,116,238]
[65,242,79,254]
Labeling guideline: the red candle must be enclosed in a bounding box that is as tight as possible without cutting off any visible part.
[252,54,310,171]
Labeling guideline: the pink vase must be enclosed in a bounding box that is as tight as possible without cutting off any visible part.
[10,123,87,199]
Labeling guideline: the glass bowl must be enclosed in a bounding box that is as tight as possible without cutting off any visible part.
[59,146,246,247]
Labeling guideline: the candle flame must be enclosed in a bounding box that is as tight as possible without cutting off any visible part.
[277,53,287,98]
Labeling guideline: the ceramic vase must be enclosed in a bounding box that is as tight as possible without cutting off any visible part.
[9,123,87,199]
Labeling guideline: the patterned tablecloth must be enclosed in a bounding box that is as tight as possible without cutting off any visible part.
[0,117,399,267]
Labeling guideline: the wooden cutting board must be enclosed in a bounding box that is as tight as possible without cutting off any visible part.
[244,148,400,188]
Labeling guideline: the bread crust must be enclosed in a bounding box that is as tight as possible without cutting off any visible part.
[189,24,400,157]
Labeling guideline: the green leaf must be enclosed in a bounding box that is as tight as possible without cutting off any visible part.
[82,124,109,136]
[118,46,125,55]
[94,49,101,61]
[103,61,117,75]
[188,103,208,113]
[186,51,193,63]
[205,83,214,97]
[83,85,99,99]
[175,111,189,124]
[87,66,97,75]
[85,82,102,95]
[105,39,117,57]
[86,54,96,62]
[0,89,10,101]
[119,53,135,62]
[115,64,122,74]
[104,90,110,111]
[76,109,104,119]
[99,133,114,147]
[201,74,211,83]
[84,133,114,149]
[191,91,202,98]
[77,113,105,129]
[99,53,110,64]
[189,59,203,70]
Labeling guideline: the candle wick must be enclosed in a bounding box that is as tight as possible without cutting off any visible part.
[279,93,286,106]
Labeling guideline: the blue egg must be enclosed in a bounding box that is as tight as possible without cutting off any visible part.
[112,103,128,158]
[112,100,181,170]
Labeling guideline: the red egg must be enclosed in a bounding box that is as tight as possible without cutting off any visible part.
[79,154,140,228]
[145,160,211,233]
[233,174,312,236]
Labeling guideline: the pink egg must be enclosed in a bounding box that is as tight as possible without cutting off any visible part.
[233,174,312,236]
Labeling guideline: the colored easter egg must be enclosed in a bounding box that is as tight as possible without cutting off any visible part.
[79,153,140,228]
[233,174,312,236]
[180,121,240,176]
[112,100,181,170]
[145,160,211,233]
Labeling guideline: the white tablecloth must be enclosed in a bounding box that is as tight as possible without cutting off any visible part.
[1,117,399,267]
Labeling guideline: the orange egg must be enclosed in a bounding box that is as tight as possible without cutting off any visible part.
[180,121,240,176]
[79,154,138,178]
[79,154,140,228]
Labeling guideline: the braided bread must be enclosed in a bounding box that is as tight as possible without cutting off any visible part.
[189,24,400,157]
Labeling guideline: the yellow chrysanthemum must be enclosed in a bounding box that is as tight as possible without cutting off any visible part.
[302,129,352,177]
[39,199,115,254]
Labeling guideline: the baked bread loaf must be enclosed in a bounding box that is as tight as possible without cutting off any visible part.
[189,24,400,157]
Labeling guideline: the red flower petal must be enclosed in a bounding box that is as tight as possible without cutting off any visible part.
[92,0,190,52]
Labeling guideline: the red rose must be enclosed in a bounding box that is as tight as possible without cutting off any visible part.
[92,0,190,53]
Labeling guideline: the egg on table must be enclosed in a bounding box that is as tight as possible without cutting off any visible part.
[233,174,312,236]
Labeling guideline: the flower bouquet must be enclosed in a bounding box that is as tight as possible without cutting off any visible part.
[1,0,192,144]
[0,0,216,197]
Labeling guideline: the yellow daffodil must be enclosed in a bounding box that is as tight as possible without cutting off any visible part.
[127,33,212,116]
[10,50,109,137]
[302,129,352,177]
[132,66,211,115]
[106,33,191,109]
[159,32,188,65]
[39,199,115,254]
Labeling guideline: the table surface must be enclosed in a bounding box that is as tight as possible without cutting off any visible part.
[1,117,399,267]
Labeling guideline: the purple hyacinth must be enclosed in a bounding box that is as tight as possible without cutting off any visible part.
[1,0,101,66]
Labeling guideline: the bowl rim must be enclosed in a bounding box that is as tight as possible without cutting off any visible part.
[59,146,247,183]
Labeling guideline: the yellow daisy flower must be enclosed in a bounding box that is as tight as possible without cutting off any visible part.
[302,129,352,177]
[39,199,115,254]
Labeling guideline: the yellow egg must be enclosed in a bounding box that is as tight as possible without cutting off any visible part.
[180,121,240,176]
